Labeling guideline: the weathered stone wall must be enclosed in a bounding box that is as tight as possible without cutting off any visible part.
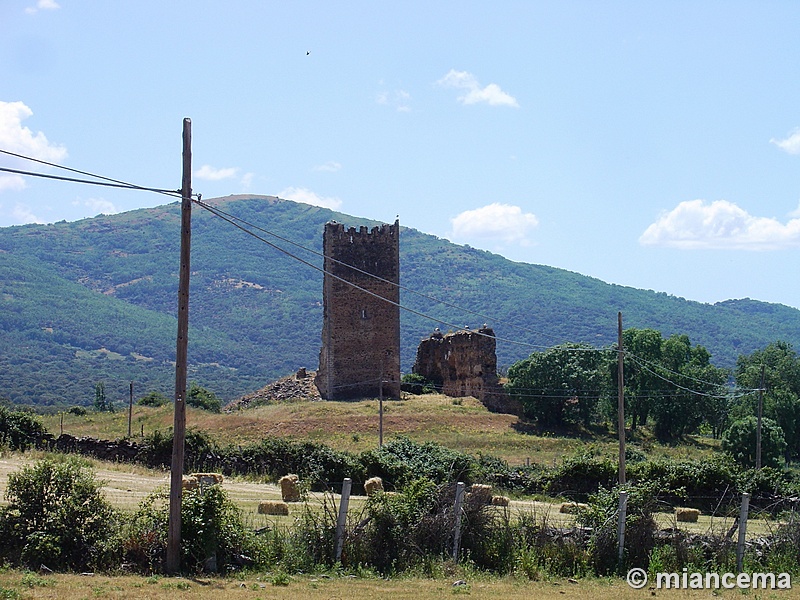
[315,220,401,399]
[412,326,521,414]
[413,326,499,400]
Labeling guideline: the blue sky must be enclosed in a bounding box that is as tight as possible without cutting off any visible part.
[2,1,800,310]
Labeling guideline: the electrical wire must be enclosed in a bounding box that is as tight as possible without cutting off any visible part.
[193,198,568,345]
[0,166,181,195]
[193,197,566,352]
[1,149,754,401]
[0,148,195,198]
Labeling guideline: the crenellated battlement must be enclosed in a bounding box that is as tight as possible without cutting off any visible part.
[315,220,401,400]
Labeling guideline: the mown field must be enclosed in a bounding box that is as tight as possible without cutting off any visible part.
[21,395,790,598]
[0,569,775,600]
[41,392,719,467]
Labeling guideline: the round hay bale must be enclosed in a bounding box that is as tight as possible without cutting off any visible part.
[279,474,301,502]
[258,500,289,516]
[364,477,384,496]
[191,472,224,486]
[676,507,700,523]
[559,502,588,515]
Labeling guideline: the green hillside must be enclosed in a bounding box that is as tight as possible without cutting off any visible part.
[1,194,799,407]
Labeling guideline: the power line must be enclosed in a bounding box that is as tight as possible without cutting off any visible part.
[0,148,193,198]
[194,198,573,353]
[2,149,751,402]
[193,198,568,345]
[0,166,181,195]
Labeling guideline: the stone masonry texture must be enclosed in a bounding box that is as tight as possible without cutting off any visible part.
[315,220,401,399]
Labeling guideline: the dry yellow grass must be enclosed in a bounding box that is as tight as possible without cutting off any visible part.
[41,393,717,467]
[0,571,751,600]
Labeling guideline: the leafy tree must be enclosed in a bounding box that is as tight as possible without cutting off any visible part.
[186,383,221,413]
[507,343,608,428]
[734,341,800,460]
[93,381,113,412]
[721,416,786,469]
[649,334,728,440]
[610,328,665,431]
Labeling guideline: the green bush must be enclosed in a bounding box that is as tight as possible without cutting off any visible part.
[0,456,119,571]
[123,483,267,574]
[359,437,479,489]
[0,406,47,450]
[543,452,616,500]
[400,373,436,395]
[137,391,170,407]
[578,482,660,575]
[186,384,221,413]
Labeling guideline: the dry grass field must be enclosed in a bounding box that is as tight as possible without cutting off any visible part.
[0,570,781,600]
[41,393,718,467]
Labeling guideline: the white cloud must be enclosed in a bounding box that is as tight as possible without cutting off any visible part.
[240,172,254,189]
[450,203,538,245]
[0,101,67,193]
[0,174,26,192]
[10,203,43,224]
[437,70,519,107]
[195,164,239,181]
[279,186,342,210]
[771,129,800,154]
[639,199,800,250]
[72,197,119,216]
[313,161,342,173]
[25,0,60,14]
[0,101,66,161]
[376,89,411,112]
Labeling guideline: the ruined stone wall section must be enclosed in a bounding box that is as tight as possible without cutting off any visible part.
[413,327,499,401]
[316,221,401,400]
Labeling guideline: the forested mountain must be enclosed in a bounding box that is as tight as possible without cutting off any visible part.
[1,194,799,407]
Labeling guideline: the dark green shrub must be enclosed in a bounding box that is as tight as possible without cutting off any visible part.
[578,482,660,575]
[0,406,47,450]
[138,429,218,472]
[123,483,267,574]
[627,456,740,513]
[186,384,221,413]
[543,452,616,501]
[359,437,478,489]
[347,478,438,573]
[67,406,87,416]
[137,392,170,407]
[400,373,436,395]
[0,456,119,571]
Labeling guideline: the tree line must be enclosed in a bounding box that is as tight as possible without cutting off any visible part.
[506,330,800,463]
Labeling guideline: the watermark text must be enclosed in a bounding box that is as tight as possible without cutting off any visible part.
[627,568,792,590]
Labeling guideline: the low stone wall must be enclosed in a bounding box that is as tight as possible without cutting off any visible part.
[50,434,142,462]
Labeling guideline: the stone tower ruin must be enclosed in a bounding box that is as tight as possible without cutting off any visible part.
[315,220,401,400]
[412,325,499,401]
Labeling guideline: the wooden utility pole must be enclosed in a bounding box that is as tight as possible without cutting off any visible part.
[379,355,384,448]
[617,312,626,485]
[128,381,133,438]
[166,118,192,574]
[755,364,766,470]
